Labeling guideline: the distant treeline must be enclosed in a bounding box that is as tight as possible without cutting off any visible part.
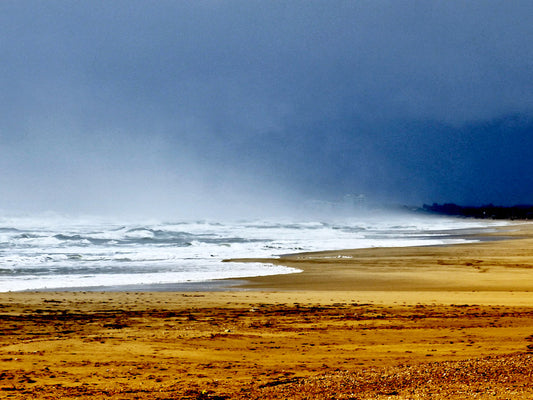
[422,203,533,220]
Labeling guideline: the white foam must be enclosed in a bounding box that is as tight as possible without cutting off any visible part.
[0,212,513,292]
[0,263,301,292]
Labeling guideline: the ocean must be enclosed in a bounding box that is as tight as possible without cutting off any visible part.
[0,212,509,292]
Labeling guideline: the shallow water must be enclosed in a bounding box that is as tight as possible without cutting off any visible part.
[0,212,508,291]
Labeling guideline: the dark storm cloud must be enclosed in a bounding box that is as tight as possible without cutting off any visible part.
[1,1,532,216]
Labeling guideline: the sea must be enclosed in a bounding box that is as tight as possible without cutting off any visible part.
[0,211,510,292]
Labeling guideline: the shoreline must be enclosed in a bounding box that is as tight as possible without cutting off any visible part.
[1,222,532,398]
[4,222,532,306]
[223,222,533,300]
[7,220,526,295]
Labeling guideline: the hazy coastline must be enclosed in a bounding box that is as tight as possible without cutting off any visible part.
[3,2,533,397]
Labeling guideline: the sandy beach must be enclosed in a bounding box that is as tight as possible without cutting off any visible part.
[0,223,532,399]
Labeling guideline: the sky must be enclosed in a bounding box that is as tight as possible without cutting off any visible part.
[1,1,532,218]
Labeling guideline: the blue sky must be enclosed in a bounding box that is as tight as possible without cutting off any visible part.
[1,1,532,217]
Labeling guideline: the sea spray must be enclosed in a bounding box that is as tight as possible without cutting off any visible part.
[0,213,510,291]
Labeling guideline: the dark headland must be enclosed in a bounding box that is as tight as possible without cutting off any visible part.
[421,203,533,220]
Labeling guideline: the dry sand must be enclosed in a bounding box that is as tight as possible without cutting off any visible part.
[0,223,532,399]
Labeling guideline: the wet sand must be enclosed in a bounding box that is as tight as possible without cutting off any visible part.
[230,222,533,295]
[0,223,532,399]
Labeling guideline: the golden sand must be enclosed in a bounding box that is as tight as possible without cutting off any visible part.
[0,223,532,399]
